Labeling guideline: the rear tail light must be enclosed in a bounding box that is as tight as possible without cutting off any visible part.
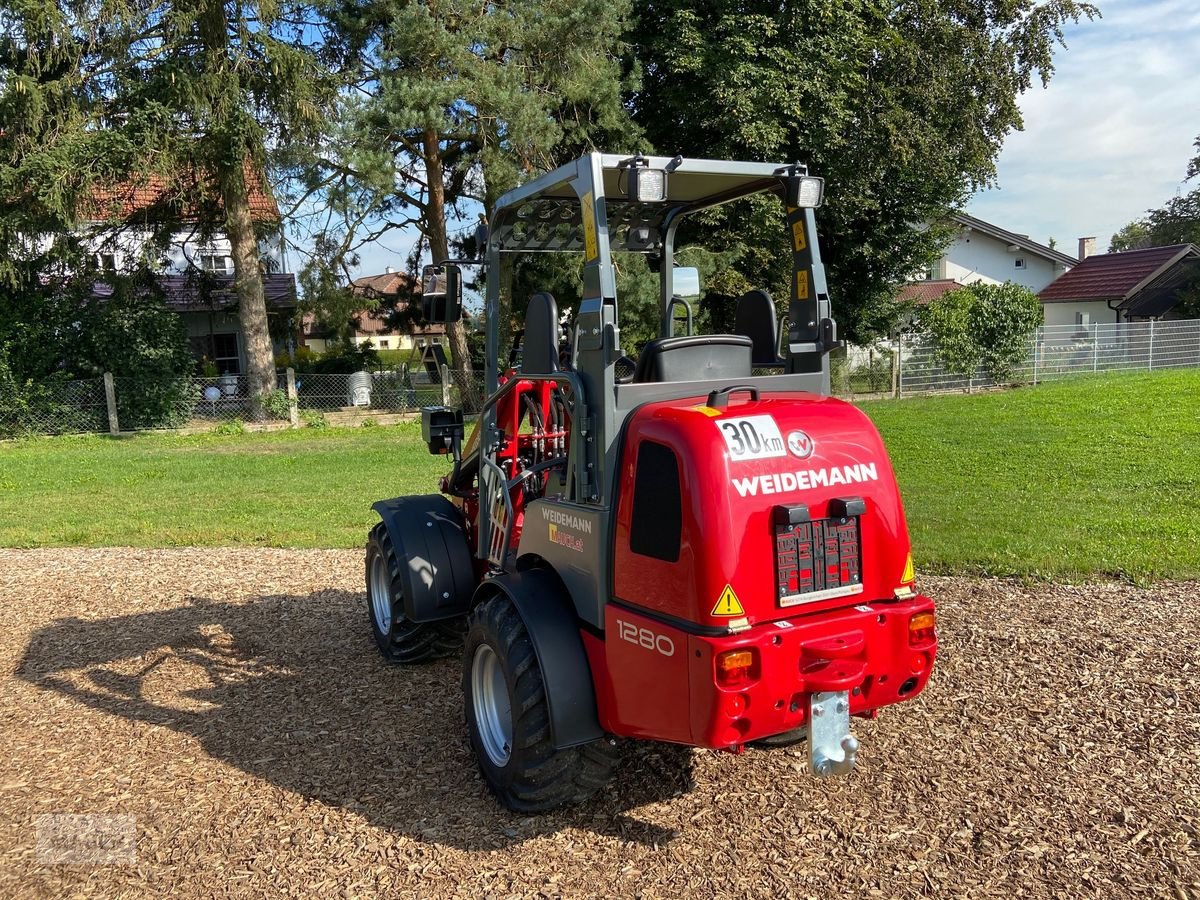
[716,648,759,687]
[908,611,936,645]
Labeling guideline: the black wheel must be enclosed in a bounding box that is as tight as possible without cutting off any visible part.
[366,522,463,663]
[463,594,618,812]
[749,728,807,749]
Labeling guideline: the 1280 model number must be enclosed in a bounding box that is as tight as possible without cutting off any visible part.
[616,620,675,657]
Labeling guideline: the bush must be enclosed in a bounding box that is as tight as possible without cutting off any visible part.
[300,409,327,429]
[258,389,292,420]
[919,282,1042,384]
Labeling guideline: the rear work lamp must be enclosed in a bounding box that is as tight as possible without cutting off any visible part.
[625,153,668,203]
[784,164,825,209]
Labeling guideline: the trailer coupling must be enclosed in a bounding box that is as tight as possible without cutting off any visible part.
[808,690,860,776]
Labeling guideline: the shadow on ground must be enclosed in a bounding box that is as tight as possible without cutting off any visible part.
[17,591,696,850]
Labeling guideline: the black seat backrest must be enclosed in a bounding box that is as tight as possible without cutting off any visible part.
[734,289,780,365]
[522,292,558,375]
[632,334,753,384]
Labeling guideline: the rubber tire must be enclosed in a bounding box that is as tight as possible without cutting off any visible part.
[463,594,618,812]
[749,728,807,750]
[366,522,464,663]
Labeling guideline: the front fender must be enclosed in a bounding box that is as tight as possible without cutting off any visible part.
[373,495,475,622]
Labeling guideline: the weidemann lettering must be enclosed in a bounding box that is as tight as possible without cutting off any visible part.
[731,463,879,497]
[540,507,594,534]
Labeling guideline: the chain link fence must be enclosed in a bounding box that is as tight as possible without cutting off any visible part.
[0,376,109,437]
[1,364,490,437]
[896,319,1200,396]
[6,320,1200,437]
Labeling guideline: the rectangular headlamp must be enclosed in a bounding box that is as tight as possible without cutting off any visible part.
[787,174,825,209]
[630,166,667,203]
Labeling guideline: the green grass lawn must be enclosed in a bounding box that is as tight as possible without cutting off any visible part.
[1,369,1198,579]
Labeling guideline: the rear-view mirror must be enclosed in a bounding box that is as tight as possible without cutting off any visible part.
[673,267,701,299]
[421,264,463,324]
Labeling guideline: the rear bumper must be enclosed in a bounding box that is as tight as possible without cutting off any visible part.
[688,594,936,748]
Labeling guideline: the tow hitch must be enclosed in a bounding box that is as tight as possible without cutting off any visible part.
[808,690,859,776]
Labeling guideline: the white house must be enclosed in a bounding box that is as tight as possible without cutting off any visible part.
[80,167,298,375]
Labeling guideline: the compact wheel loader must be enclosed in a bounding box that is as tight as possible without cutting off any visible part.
[365,153,937,811]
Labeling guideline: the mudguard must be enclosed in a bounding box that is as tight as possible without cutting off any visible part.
[372,495,475,622]
[475,569,604,749]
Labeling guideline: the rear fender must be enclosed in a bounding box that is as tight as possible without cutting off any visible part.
[475,569,604,749]
[373,495,475,622]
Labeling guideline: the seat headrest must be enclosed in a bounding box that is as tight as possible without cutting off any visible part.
[522,292,559,375]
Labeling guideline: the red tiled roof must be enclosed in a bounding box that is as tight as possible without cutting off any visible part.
[895,279,963,305]
[84,160,280,224]
[350,270,413,297]
[1037,245,1192,302]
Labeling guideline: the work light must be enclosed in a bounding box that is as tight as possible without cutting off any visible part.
[625,153,668,203]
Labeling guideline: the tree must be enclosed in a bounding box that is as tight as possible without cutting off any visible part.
[919,282,1042,386]
[300,0,636,374]
[1110,134,1200,252]
[628,0,1097,342]
[0,0,334,403]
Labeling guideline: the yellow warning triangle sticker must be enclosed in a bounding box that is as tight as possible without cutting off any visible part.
[901,553,916,584]
[711,584,745,617]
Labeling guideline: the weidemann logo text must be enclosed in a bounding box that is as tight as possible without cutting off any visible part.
[732,463,878,497]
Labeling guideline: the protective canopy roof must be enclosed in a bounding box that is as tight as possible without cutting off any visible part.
[489,155,790,253]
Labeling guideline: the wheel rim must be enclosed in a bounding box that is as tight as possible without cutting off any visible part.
[472,644,513,767]
[369,552,394,634]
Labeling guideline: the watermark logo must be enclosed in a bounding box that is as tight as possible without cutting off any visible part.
[36,814,136,866]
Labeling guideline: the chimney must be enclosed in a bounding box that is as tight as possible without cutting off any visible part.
[1077,237,1096,261]
[384,265,395,273]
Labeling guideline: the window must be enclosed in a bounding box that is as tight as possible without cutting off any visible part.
[199,252,231,274]
[1076,312,1091,326]
[189,333,241,374]
[96,253,116,272]
[629,441,682,562]
[378,338,390,349]
[1014,258,1027,269]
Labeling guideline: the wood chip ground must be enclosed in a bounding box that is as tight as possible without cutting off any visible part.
[0,549,1197,898]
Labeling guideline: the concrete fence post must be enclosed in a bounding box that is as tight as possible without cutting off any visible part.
[441,364,451,407]
[1032,331,1039,386]
[1148,320,1155,371]
[1093,323,1099,373]
[286,367,299,428]
[103,372,120,436]
[892,337,901,398]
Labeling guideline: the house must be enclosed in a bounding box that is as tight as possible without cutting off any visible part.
[302,267,447,354]
[82,164,299,375]
[1037,244,1200,325]
[897,213,1078,306]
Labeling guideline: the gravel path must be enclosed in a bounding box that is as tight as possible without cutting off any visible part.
[1,548,1197,898]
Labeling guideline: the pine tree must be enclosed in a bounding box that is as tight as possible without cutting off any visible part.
[302,0,636,375]
[0,0,334,401]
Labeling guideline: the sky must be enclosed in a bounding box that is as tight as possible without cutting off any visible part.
[339,0,1200,280]
[967,0,1200,256]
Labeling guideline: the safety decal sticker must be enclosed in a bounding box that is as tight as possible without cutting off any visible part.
[716,415,787,461]
[690,405,723,418]
[581,192,598,260]
[901,553,915,584]
[711,584,745,617]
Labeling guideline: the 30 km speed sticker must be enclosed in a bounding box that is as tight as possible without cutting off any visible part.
[716,415,787,461]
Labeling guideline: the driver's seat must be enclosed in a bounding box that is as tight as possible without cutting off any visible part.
[632,334,753,384]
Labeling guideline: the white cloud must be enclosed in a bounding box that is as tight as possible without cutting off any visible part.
[968,0,1200,254]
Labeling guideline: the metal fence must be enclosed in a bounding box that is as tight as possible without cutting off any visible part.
[5,320,1200,437]
[896,319,1200,396]
[0,365,490,438]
